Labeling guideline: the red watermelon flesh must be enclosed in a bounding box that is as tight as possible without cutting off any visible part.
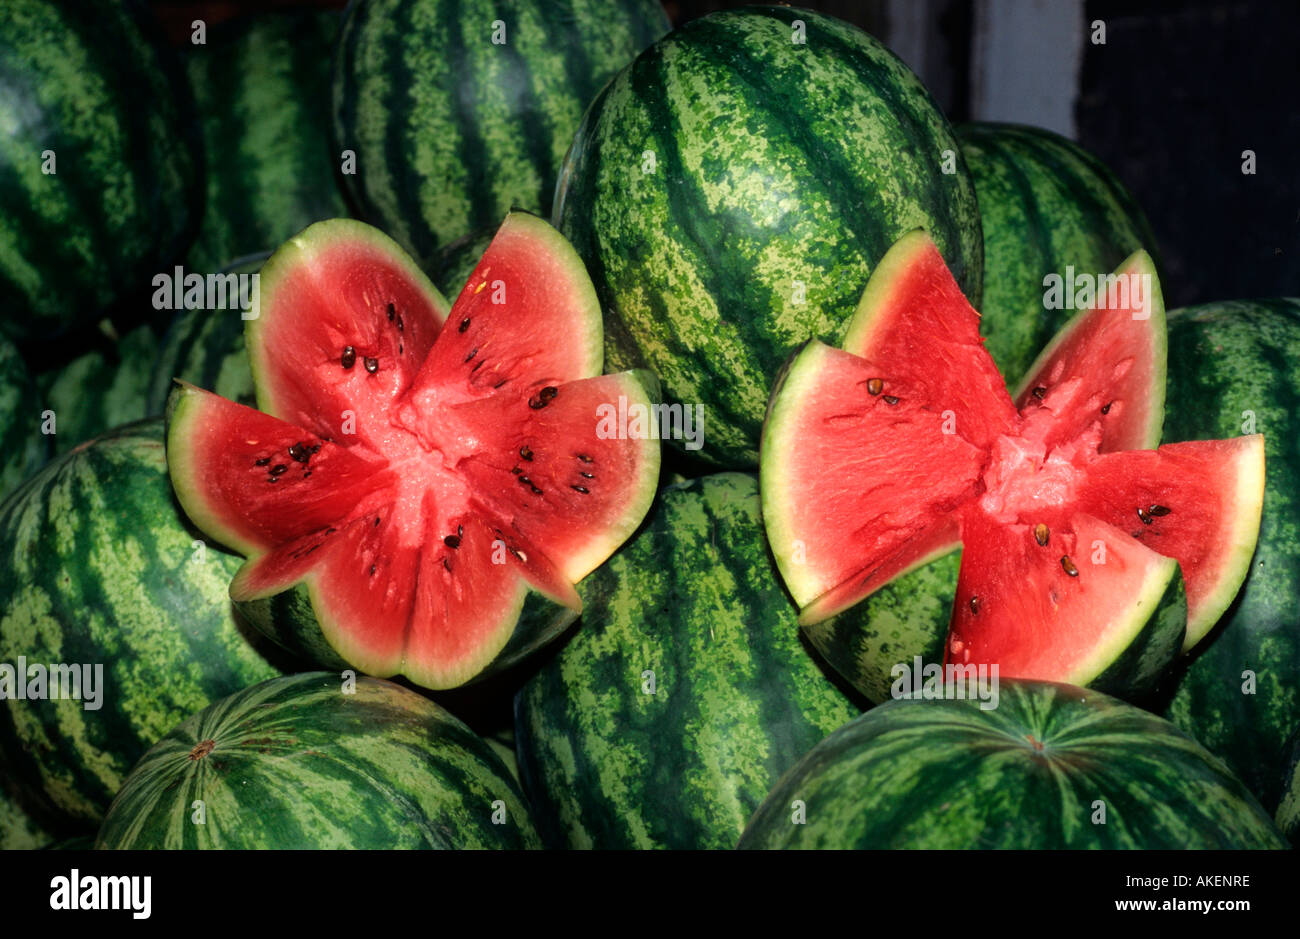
[762,231,1264,693]
[168,215,660,689]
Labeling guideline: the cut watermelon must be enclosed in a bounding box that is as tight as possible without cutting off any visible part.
[167,214,661,689]
[761,231,1264,700]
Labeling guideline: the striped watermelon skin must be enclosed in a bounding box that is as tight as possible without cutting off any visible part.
[96,672,541,849]
[1158,299,1300,809]
[739,680,1287,849]
[0,0,201,340]
[956,123,1159,382]
[146,254,267,413]
[186,11,349,274]
[0,338,47,501]
[331,0,670,265]
[515,473,861,849]
[0,419,282,827]
[1279,726,1300,844]
[555,6,983,468]
[38,324,160,455]
[0,784,55,850]
[431,229,495,301]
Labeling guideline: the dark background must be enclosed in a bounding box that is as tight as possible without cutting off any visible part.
[153,0,1300,310]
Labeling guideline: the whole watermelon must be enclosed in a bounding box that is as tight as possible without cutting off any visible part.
[0,0,201,340]
[0,338,47,501]
[956,122,1160,382]
[515,473,861,849]
[96,672,540,849]
[37,323,160,455]
[186,10,348,273]
[147,253,267,412]
[555,6,983,468]
[739,680,1286,849]
[0,419,283,827]
[331,0,670,265]
[1157,299,1300,809]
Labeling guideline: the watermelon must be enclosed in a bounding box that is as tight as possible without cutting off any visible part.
[331,0,670,265]
[738,679,1286,849]
[95,672,540,849]
[1,783,56,850]
[185,10,349,274]
[0,337,47,500]
[0,419,283,827]
[762,231,1264,701]
[166,214,661,690]
[515,473,861,849]
[0,0,201,340]
[956,122,1160,382]
[147,253,267,413]
[1279,726,1300,844]
[431,229,495,301]
[1156,299,1300,808]
[554,6,983,468]
[37,323,159,455]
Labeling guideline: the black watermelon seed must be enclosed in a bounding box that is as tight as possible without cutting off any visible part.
[457,525,463,537]
[1032,386,1046,399]
[374,517,381,527]
[577,453,593,463]
[1061,556,1079,577]
[465,347,477,363]
[442,558,451,572]
[529,484,543,495]
[1137,507,1153,525]
[1132,531,1142,538]
[341,346,356,369]
[1034,523,1049,547]
[444,535,460,549]
[364,357,379,374]
[310,444,321,453]
[519,446,533,461]
[493,379,508,389]
[458,318,470,332]
[511,466,522,475]
[396,315,403,332]
[882,395,900,405]
[386,302,395,321]
[969,595,980,615]
[540,386,557,401]
[1101,401,1112,415]
[528,397,546,409]
[866,378,883,396]
[518,475,532,486]
[580,471,594,479]
[288,443,309,463]
[325,527,336,535]
[571,485,589,494]
[369,564,376,576]
[303,471,311,478]
[266,475,278,484]
[1148,504,1171,516]
[399,344,403,355]
[255,457,270,466]
[470,359,484,374]
[270,464,287,476]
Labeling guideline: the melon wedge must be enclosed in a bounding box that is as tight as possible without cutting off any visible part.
[168,215,661,689]
[761,230,1264,700]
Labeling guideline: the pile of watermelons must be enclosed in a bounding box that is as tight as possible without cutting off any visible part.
[1,0,1297,851]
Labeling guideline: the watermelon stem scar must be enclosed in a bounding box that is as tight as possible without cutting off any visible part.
[761,230,1265,701]
[166,214,660,690]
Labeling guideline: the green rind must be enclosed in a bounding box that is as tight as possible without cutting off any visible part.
[515,473,861,850]
[39,324,160,455]
[331,0,671,265]
[430,228,494,301]
[0,0,201,340]
[95,672,541,849]
[0,336,47,501]
[1089,567,1187,697]
[957,122,1160,383]
[185,10,348,274]
[739,679,1286,849]
[0,419,282,827]
[1158,299,1300,809]
[556,6,983,468]
[147,253,267,413]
